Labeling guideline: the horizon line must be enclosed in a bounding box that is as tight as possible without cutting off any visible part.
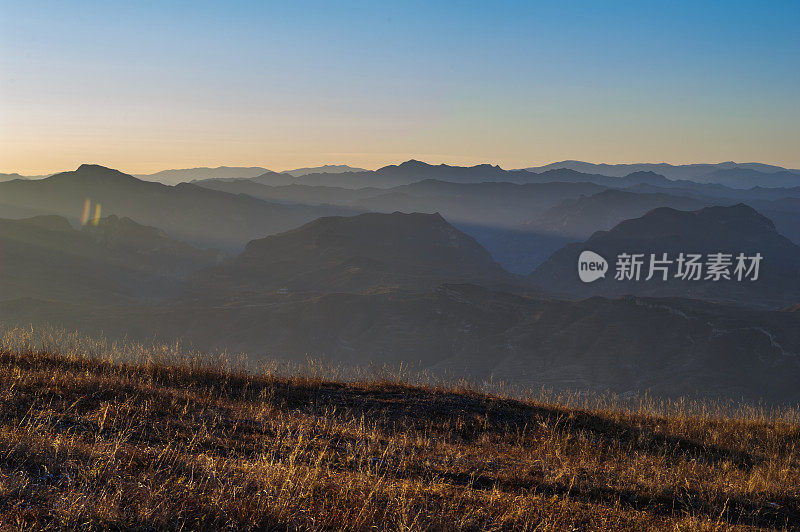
[4,158,800,178]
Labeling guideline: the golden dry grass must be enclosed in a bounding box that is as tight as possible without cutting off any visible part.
[0,327,798,530]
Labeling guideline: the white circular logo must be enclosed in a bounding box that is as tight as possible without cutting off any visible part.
[578,250,608,283]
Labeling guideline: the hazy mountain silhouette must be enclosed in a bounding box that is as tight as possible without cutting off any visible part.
[530,204,800,308]
[525,161,799,181]
[270,160,511,188]
[0,215,219,304]
[194,159,800,199]
[280,159,800,192]
[196,179,385,205]
[82,214,222,267]
[250,160,682,189]
[196,177,608,227]
[453,224,573,275]
[746,197,800,244]
[524,189,716,238]
[0,164,357,250]
[0,172,51,181]
[0,173,27,182]
[622,182,800,201]
[194,177,616,274]
[1,198,799,403]
[512,187,800,264]
[196,174,779,274]
[4,159,800,404]
[11,160,800,189]
[280,164,368,177]
[4,208,797,403]
[195,212,521,296]
[460,189,716,274]
[355,180,609,227]
[691,168,800,188]
[136,166,272,185]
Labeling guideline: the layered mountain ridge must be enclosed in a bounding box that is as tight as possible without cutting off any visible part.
[530,204,800,308]
[2,161,800,404]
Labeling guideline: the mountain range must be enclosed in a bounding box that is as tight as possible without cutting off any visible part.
[136,166,271,185]
[280,164,368,177]
[523,189,713,239]
[530,204,800,308]
[248,159,800,190]
[133,164,371,185]
[2,161,800,404]
[194,170,800,272]
[0,164,357,250]
[524,160,800,183]
[195,212,521,297]
[8,159,800,189]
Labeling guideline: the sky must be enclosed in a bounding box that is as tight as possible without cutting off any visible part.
[1,0,799,175]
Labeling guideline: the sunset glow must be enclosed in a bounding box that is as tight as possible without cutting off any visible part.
[2,1,798,175]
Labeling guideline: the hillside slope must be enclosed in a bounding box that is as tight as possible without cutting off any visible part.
[0,332,797,530]
[5,283,800,405]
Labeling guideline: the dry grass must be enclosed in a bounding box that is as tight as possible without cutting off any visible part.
[0,327,798,530]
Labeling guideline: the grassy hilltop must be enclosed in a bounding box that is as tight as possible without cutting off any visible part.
[0,328,798,530]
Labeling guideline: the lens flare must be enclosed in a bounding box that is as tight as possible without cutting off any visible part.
[91,203,102,226]
[80,198,91,225]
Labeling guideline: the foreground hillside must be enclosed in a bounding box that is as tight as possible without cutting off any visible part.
[0,330,798,530]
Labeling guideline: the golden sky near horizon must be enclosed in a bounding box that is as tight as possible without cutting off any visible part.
[2,2,798,176]
[3,103,798,175]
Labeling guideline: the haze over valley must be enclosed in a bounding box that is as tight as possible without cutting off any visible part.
[2,159,799,405]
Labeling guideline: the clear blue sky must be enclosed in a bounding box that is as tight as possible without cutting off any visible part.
[1,0,798,173]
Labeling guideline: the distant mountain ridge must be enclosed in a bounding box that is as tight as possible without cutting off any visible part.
[524,189,716,238]
[0,214,219,304]
[225,159,800,190]
[2,174,800,403]
[134,164,371,184]
[524,160,800,186]
[238,160,683,189]
[530,204,800,308]
[0,172,50,182]
[191,165,800,273]
[0,164,357,250]
[9,159,800,189]
[0,173,28,182]
[693,168,800,188]
[280,164,368,177]
[136,166,272,185]
[195,211,521,296]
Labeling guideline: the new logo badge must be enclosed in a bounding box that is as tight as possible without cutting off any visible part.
[578,250,608,283]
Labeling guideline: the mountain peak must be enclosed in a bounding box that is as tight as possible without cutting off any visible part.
[530,203,799,307]
[623,170,666,178]
[77,163,112,172]
[47,164,142,184]
[280,164,368,177]
[628,203,776,236]
[202,211,513,295]
[397,159,431,168]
